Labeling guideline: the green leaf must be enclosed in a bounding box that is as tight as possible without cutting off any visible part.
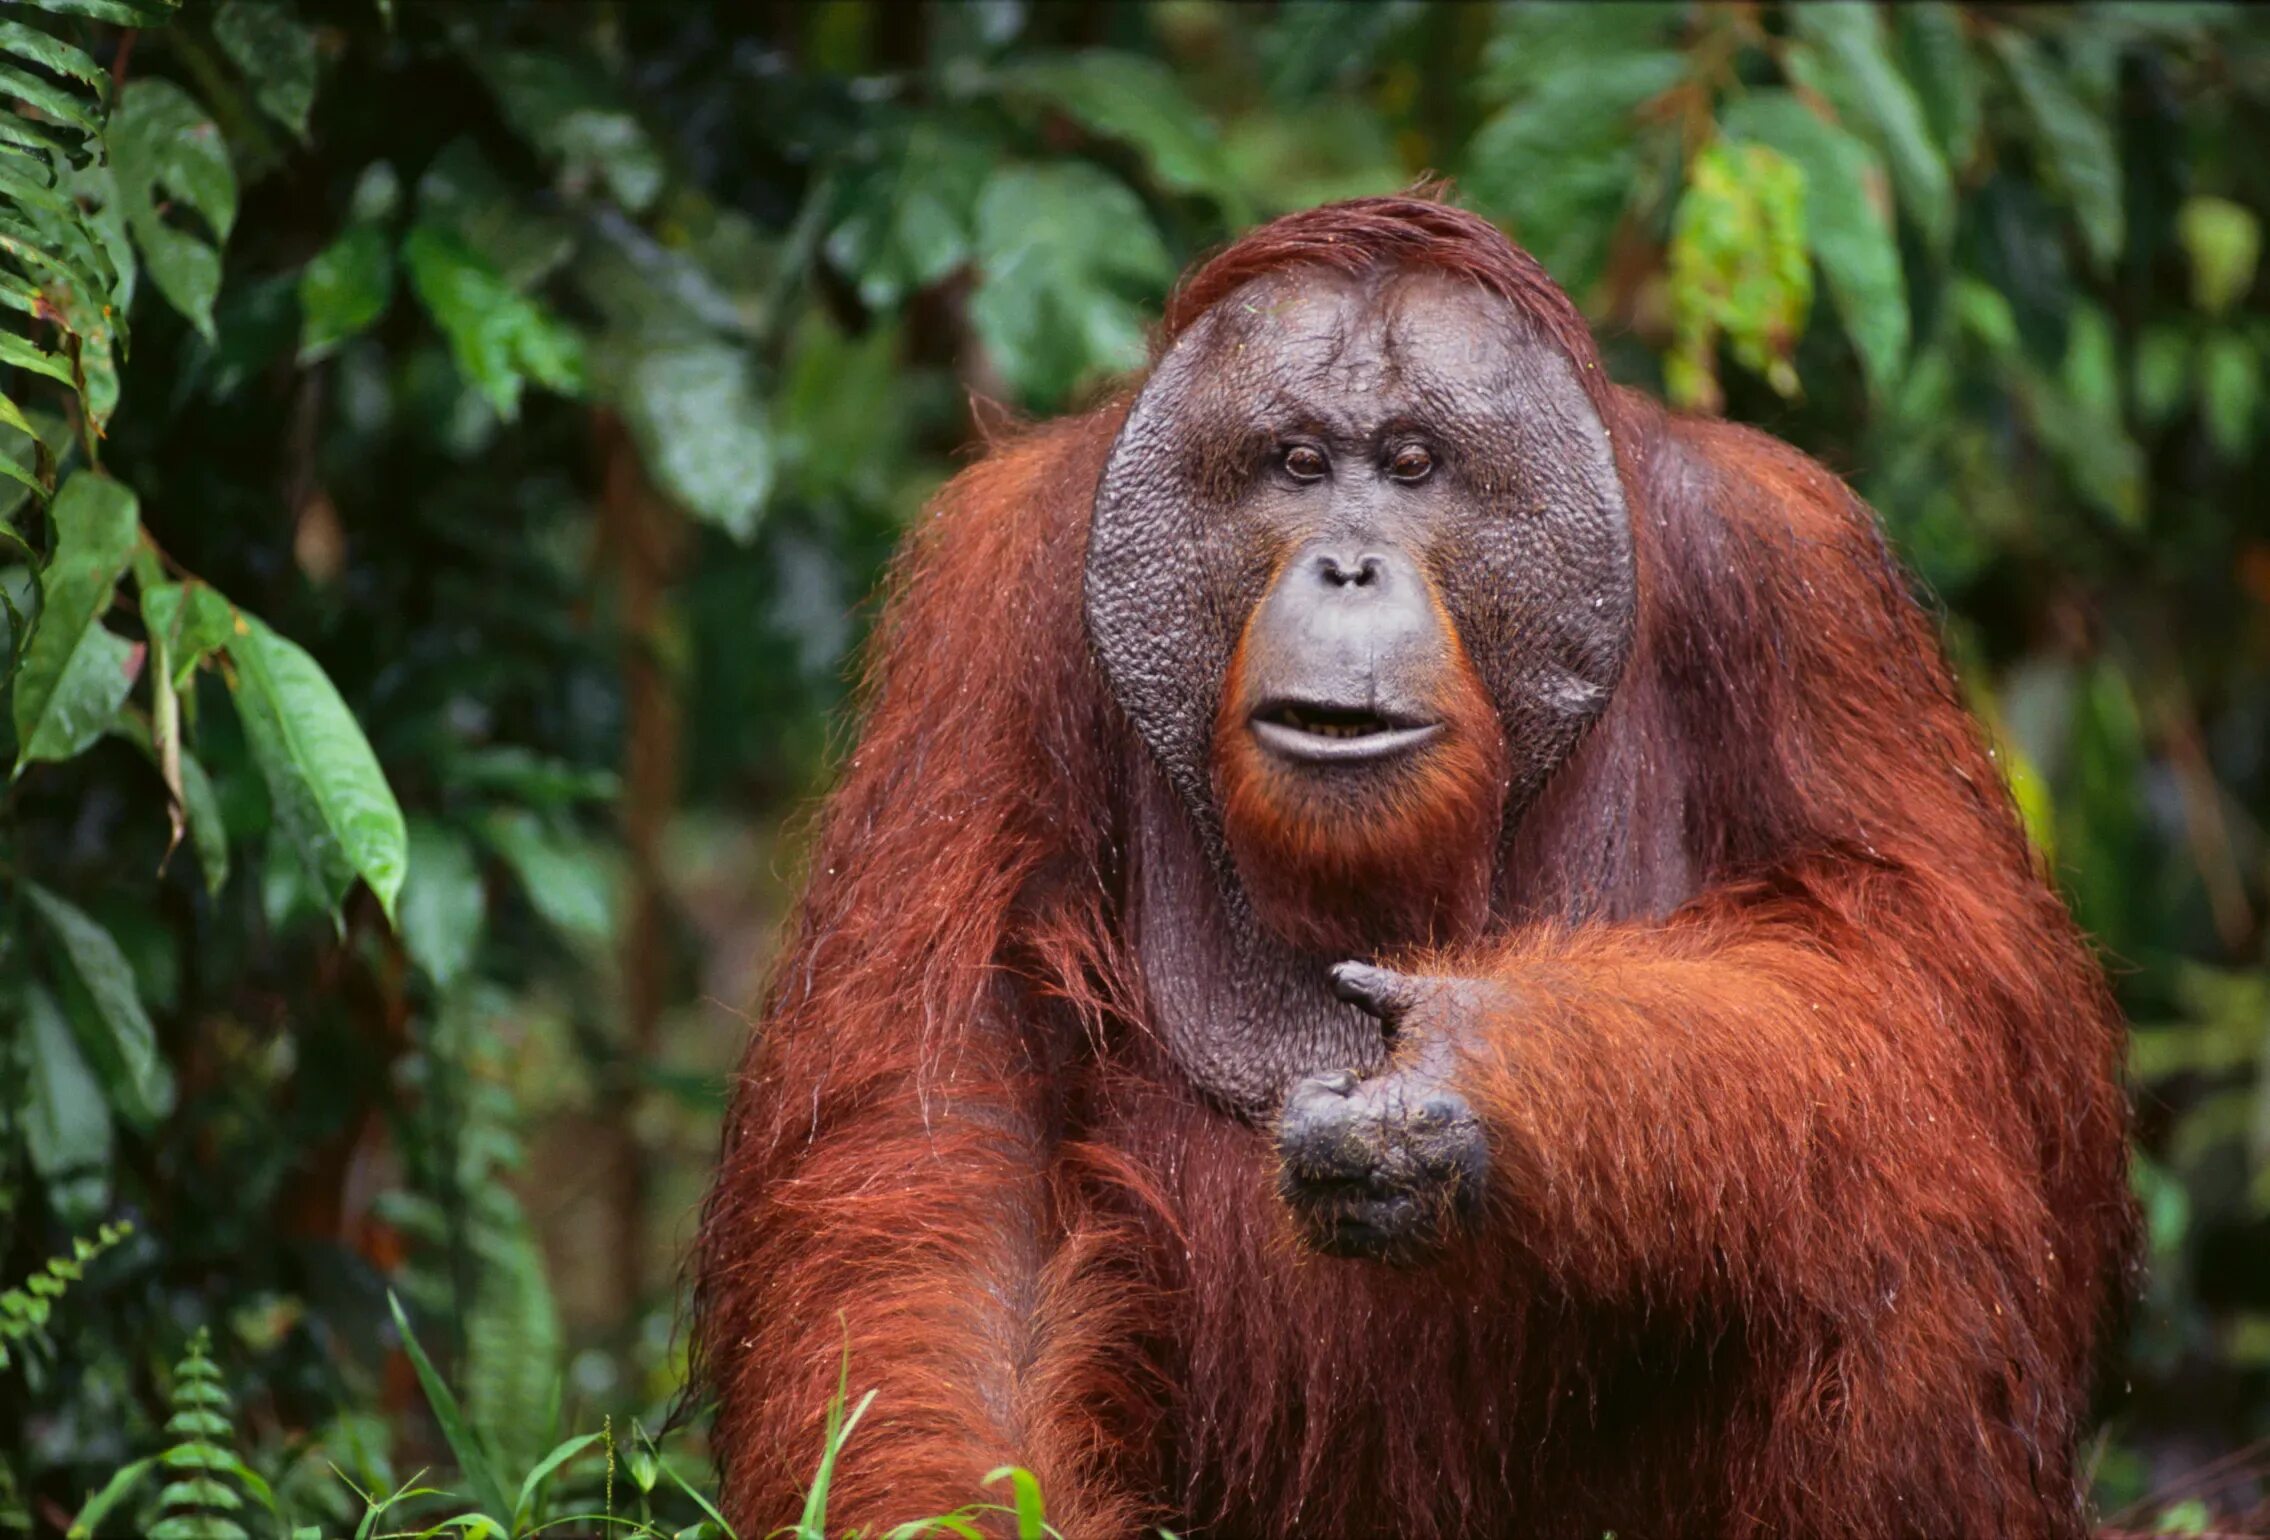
[403,223,584,420]
[981,1468,1047,1540]
[109,80,236,336]
[222,604,409,922]
[1790,2,1953,252]
[1991,32,2123,271]
[2177,195,2260,317]
[604,339,771,540]
[214,1,318,138]
[1894,3,1980,168]
[824,125,990,308]
[298,221,393,362]
[26,882,176,1127]
[479,809,615,949]
[12,472,138,769]
[1722,90,1909,397]
[399,818,484,986]
[1462,47,1687,297]
[1004,52,1246,219]
[21,981,114,1220]
[386,1292,514,1525]
[968,163,1171,407]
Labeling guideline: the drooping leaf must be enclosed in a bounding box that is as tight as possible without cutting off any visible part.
[26,882,177,1128]
[604,339,771,540]
[1790,2,1953,253]
[968,163,1171,407]
[1894,3,1981,168]
[1463,45,1687,298]
[1992,32,2124,271]
[12,471,138,768]
[403,223,583,420]
[214,1,319,138]
[1722,90,1909,397]
[221,604,408,922]
[21,980,114,1222]
[399,818,485,987]
[108,80,237,335]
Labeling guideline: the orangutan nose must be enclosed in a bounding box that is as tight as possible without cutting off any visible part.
[1242,544,1447,764]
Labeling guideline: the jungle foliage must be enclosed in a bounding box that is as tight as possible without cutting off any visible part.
[3,1,2269,1534]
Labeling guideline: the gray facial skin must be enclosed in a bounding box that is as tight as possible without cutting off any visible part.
[1085,268,1635,1119]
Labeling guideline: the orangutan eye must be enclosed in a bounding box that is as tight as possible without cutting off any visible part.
[1388,444,1434,482]
[1282,445,1328,481]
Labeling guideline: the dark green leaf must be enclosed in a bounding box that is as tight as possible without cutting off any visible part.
[0,19,106,91]
[1992,32,2124,271]
[1004,52,1246,218]
[1894,3,1980,168]
[480,50,661,213]
[13,472,138,768]
[215,1,319,138]
[21,981,113,1218]
[823,124,989,308]
[1790,3,1953,252]
[26,882,176,1127]
[479,808,615,948]
[386,1292,514,1524]
[109,80,237,335]
[399,818,484,986]
[2200,331,2260,458]
[222,603,409,922]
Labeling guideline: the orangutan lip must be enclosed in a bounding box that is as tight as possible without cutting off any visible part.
[1250,701,1441,764]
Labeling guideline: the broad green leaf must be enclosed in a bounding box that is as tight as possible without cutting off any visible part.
[1722,91,1909,397]
[36,0,177,24]
[22,981,114,1222]
[223,605,408,922]
[969,163,1171,407]
[1462,48,1687,297]
[2177,196,2260,317]
[399,819,484,986]
[13,472,138,769]
[1005,53,1246,219]
[480,50,662,213]
[1894,4,1980,168]
[1790,3,1953,252]
[298,222,394,362]
[824,124,990,308]
[109,80,236,336]
[605,339,770,540]
[1992,32,2123,271]
[2132,326,2190,425]
[26,882,176,1127]
[403,223,584,420]
[479,808,615,948]
[215,1,319,138]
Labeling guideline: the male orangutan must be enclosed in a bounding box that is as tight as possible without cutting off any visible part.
[694,195,2135,1539]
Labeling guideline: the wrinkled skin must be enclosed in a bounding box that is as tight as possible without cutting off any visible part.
[1086,266,1636,1256]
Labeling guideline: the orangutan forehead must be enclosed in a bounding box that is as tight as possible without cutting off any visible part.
[1193,267,1531,406]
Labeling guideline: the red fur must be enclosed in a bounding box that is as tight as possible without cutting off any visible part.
[695,196,2135,1539]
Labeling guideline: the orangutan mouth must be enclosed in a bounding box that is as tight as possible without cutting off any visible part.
[1249,699,1442,764]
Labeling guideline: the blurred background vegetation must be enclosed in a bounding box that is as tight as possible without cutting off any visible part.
[2,1,2269,1535]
